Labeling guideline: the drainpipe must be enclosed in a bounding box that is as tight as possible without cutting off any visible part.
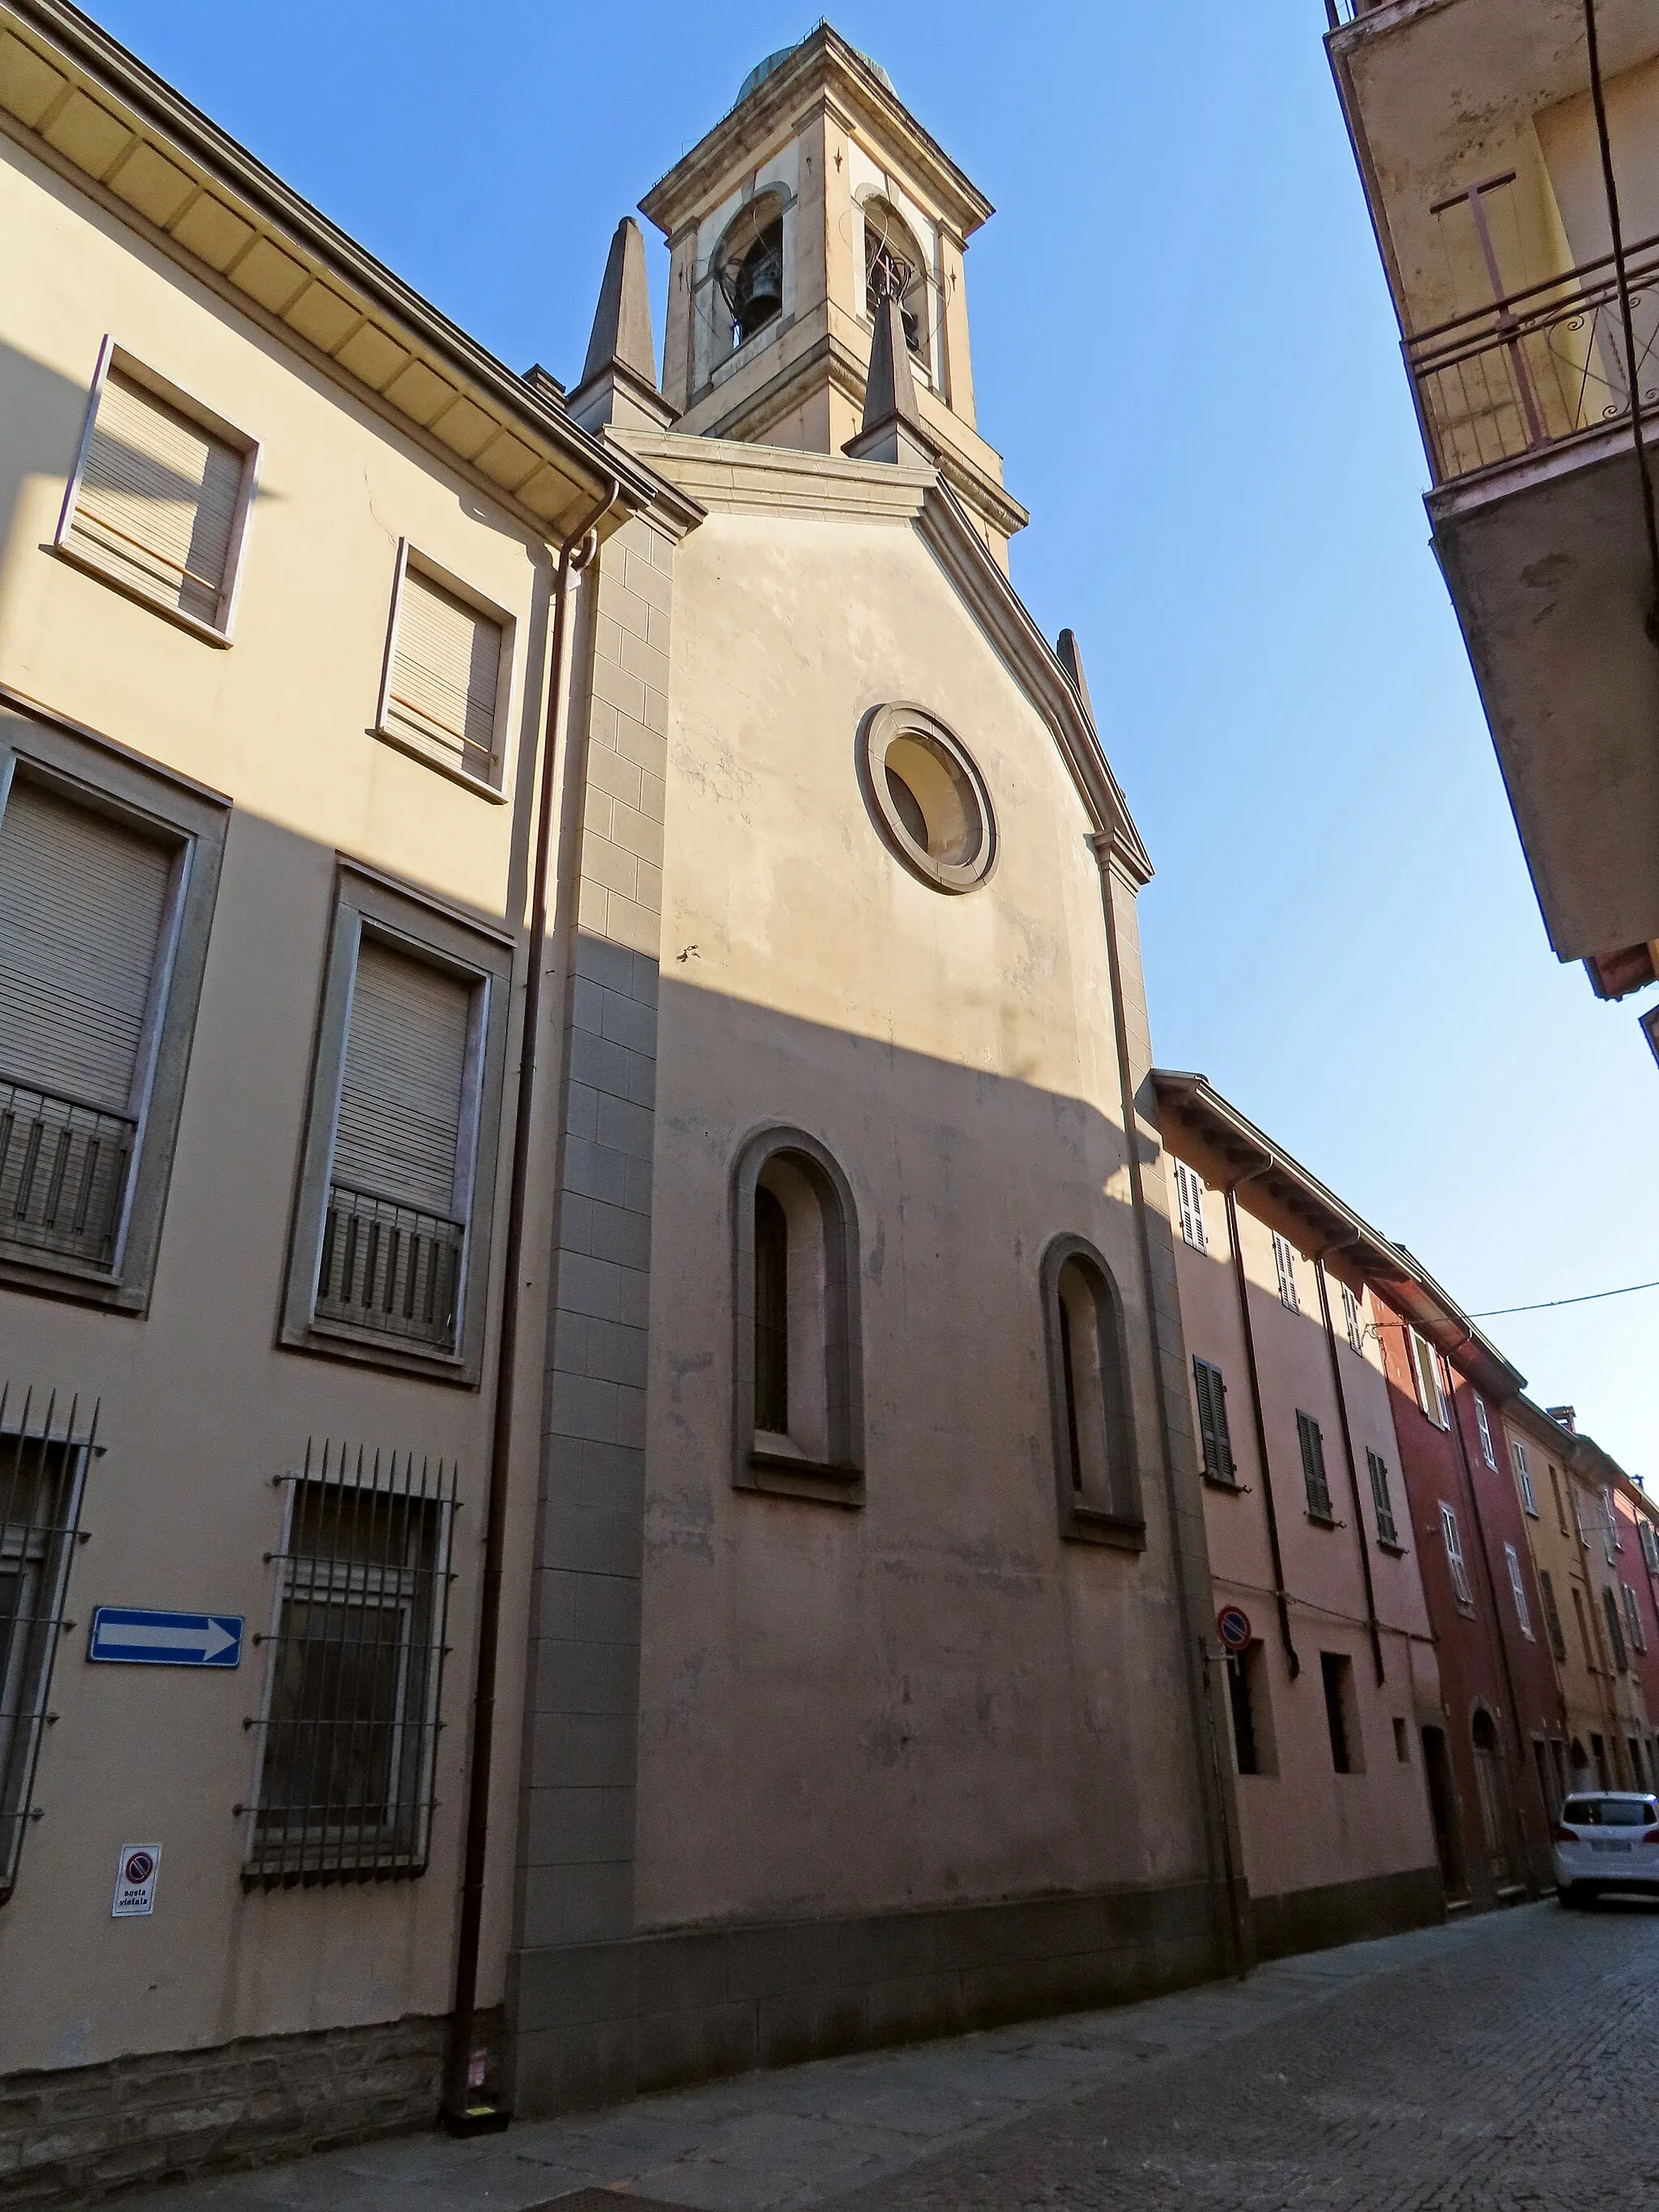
[1313,1245,1385,1687]
[1444,1359,1537,1888]
[442,476,621,2133]
[1223,1178,1299,1681]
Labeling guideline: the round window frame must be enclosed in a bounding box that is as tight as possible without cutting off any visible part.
[859,702,997,894]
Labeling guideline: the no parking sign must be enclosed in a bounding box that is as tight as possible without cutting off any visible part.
[1216,1605,1252,1654]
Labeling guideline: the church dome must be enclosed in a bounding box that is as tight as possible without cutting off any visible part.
[736,35,893,107]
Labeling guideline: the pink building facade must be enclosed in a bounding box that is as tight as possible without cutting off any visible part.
[1154,1074,1443,1957]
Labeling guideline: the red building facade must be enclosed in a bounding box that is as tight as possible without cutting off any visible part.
[1371,1281,1561,1908]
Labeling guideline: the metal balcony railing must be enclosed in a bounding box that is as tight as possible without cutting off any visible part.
[314,1183,463,1353]
[0,1078,134,1268]
[1405,232,1659,486]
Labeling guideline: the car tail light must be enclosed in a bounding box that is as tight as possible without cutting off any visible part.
[1555,1823,1579,1843]
[1642,1826,1659,1843]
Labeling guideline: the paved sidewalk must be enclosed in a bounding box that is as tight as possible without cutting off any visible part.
[118,1900,1659,2211]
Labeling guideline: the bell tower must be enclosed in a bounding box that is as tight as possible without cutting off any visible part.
[639,23,1026,565]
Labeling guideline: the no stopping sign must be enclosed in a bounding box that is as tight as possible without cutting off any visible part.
[1216,1605,1252,1653]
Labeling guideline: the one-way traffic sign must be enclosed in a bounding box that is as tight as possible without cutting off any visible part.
[88,1607,243,1669]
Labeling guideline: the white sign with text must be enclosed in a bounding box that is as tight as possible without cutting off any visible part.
[112,1843,161,1918]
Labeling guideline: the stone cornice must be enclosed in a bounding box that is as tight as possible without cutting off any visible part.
[0,0,672,544]
[640,23,994,242]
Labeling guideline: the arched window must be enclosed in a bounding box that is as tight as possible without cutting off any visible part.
[714,194,785,354]
[733,1127,864,1504]
[1041,1235,1142,1546]
[861,195,930,373]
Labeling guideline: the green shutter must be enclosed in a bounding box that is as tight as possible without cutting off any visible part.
[1298,1412,1332,1519]
[1193,1357,1233,1484]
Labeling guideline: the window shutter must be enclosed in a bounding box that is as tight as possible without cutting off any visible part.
[69,369,243,624]
[332,939,472,1219]
[386,568,504,783]
[1367,1448,1398,1545]
[0,777,173,1110]
[1193,1358,1232,1482]
[1298,1411,1332,1518]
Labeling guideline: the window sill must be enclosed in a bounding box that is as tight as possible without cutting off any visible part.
[1376,1538,1409,1557]
[0,1242,146,1313]
[1306,1510,1343,1529]
[371,724,508,803]
[1063,1504,1147,1553]
[279,1311,477,1387]
[739,1437,864,1507]
[1203,1473,1249,1494]
[47,541,232,646]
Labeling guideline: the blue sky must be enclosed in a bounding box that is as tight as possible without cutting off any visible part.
[92,1,1658,1470]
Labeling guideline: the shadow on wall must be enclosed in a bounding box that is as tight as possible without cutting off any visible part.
[561,949,1220,1933]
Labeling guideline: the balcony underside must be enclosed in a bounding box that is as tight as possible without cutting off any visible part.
[1430,428,1659,964]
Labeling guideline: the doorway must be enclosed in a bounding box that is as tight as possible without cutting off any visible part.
[1420,1724,1463,1900]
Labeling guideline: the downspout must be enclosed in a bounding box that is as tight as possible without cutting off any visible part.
[1313,1245,1385,1687]
[1444,1361,1537,1886]
[1093,837,1246,1976]
[1223,1178,1299,1681]
[442,476,621,2131]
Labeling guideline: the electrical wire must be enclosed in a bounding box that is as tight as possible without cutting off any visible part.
[1584,0,1659,645]
[1472,1277,1659,1319]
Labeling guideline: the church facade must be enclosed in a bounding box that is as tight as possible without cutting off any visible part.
[0,9,1239,2193]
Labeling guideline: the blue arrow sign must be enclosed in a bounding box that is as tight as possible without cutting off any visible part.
[88,1607,243,1669]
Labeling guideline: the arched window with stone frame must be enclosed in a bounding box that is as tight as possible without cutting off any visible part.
[1041,1234,1144,1547]
[859,193,932,376]
[731,1126,864,1505]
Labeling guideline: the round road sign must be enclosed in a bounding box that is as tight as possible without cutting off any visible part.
[1216,1605,1252,1653]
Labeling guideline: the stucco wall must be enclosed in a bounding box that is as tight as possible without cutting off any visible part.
[0,132,565,2075]
[633,503,1214,1930]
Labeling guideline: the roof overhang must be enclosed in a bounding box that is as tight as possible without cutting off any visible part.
[1152,1068,1525,1397]
[0,0,672,544]
[640,23,994,245]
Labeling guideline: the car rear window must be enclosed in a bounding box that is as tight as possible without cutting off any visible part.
[1562,1796,1657,1826]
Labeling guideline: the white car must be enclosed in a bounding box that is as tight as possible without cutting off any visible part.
[1555,1792,1659,1903]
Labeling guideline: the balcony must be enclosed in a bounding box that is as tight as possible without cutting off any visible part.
[1406,235,1659,487]
[0,1079,134,1270]
[314,1182,463,1353]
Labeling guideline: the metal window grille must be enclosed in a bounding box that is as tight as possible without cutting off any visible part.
[1,1387,96,1903]
[0,1079,135,1268]
[314,1183,463,1352]
[244,1441,456,1887]
[1298,1411,1333,1520]
[1367,1447,1398,1545]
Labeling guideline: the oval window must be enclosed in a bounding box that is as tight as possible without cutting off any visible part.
[862,704,996,893]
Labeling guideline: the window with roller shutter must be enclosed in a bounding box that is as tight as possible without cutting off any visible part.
[282,864,512,1382]
[377,550,510,790]
[58,350,254,634]
[0,721,227,1310]
[0,773,177,1271]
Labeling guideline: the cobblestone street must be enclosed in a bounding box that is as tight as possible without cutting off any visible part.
[122,1900,1659,2212]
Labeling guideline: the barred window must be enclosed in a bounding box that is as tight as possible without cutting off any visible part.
[1367,1447,1398,1545]
[1,1389,96,1904]
[1192,1357,1234,1485]
[1298,1410,1333,1521]
[245,1445,456,1886]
